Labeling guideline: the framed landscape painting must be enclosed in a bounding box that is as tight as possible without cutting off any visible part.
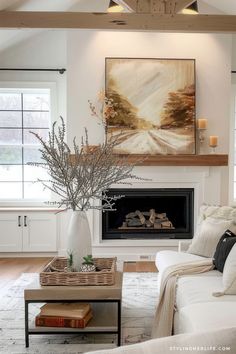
[105,58,196,155]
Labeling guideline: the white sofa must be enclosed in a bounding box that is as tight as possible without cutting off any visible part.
[155,243,236,335]
[86,239,236,353]
[86,327,236,354]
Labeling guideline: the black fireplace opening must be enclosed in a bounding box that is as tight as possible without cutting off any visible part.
[102,188,194,240]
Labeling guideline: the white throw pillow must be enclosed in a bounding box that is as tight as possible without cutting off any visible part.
[222,243,236,295]
[201,205,236,220]
[188,217,236,258]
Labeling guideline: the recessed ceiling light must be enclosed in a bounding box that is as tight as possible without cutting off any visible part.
[107,0,124,13]
[182,1,198,15]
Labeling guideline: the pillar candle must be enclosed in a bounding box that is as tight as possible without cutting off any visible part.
[197,118,207,129]
[209,136,218,147]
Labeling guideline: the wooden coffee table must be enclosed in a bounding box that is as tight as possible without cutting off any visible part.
[24,272,123,347]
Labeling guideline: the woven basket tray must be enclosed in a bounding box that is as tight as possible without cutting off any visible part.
[40,257,117,286]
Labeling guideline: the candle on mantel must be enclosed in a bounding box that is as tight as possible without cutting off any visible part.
[209,136,218,147]
[197,118,207,129]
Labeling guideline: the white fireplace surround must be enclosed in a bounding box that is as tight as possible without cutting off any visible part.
[81,165,224,261]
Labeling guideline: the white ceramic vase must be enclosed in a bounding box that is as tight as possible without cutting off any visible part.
[66,210,92,271]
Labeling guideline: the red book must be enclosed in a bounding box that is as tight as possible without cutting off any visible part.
[35,310,93,328]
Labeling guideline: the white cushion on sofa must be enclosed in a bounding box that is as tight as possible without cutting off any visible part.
[222,243,236,295]
[155,250,205,272]
[187,217,236,258]
[87,327,236,354]
[176,272,236,309]
[198,205,236,221]
[175,302,236,335]
[155,250,205,291]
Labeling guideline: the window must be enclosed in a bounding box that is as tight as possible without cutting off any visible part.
[0,88,51,201]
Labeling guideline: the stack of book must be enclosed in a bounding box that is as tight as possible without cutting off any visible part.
[35,302,92,328]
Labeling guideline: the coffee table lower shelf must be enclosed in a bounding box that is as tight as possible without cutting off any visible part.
[24,272,123,348]
[25,300,121,347]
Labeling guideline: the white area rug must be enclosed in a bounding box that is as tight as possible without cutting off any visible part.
[0,272,159,354]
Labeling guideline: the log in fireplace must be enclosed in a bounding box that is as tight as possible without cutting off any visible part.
[102,188,194,239]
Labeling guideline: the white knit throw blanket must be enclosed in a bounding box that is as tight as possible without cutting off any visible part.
[152,259,214,339]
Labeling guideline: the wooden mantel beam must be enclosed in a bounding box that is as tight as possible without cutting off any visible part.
[0,11,236,33]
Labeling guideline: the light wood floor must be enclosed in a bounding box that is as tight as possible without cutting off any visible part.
[123,261,157,272]
[0,257,52,280]
[0,258,157,293]
[0,258,157,280]
[0,258,52,293]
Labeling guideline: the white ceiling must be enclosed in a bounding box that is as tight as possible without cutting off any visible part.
[0,0,235,53]
[0,0,235,13]
[203,0,236,14]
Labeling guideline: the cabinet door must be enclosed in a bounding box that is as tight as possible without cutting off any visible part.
[22,213,57,252]
[0,213,22,252]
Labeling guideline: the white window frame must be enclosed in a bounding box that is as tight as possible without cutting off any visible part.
[229,83,236,205]
[0,81,58,207]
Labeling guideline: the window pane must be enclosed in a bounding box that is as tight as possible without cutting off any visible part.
[23,93,50,111]
[0,182,22,199]
[0,89,51,201]
[0,93,21,110]
[0,111,22,127]
[23,111,50,128]
[0,129,22,144]
[24,147,43,164]
[0,165,22,181]
[24,182,50,200]
[24,166,48,182]
[0,146,22,164]
[23,129,49,144]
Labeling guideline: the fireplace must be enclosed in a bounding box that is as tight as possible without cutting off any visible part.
[102,188,194,240]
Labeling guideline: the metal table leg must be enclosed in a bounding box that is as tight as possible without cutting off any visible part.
[117,300,121,346]
[25,300,29,347]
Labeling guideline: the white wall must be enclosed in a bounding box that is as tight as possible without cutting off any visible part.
[0,29,234,258]
[232,35,236,84]
[67,31,232,154]
[67,31,232,206]
[0,30,67,121]
[65,31,233,259]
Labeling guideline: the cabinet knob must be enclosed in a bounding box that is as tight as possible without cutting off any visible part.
[18,216,21,227]
[24,216,27,227]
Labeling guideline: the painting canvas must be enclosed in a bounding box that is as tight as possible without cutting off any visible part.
[105,58,196,155]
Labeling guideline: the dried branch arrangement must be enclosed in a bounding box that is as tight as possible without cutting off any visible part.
[29,117,142,211]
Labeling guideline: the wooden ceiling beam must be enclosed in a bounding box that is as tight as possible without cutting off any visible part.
[0,11,236,33]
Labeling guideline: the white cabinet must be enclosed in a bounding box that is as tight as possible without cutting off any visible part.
[0,213,22,251]
[0,212,57,252]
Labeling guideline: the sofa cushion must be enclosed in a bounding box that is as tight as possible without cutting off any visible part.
[187,217,236,258]
[86,327,236,354]
[176,271,236,310]
[222,243,236,295]
[175,302,236,335]
[155,250,205,290]
[198,205,236,221]
[213,229,236,272]
[155,250,205,272]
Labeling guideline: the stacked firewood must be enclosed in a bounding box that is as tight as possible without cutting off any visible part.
[119,209,174,229]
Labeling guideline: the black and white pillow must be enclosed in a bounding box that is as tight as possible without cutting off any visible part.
[213,229,236,272]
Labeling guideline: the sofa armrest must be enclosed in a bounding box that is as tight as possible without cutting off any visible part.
[178,240,192,252]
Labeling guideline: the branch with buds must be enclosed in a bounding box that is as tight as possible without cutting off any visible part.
[29,115,143,211]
